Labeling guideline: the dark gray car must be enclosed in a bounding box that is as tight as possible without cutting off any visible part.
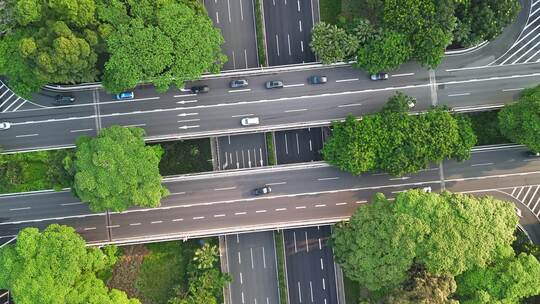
[54,95,75,105]
[308,75,328,84]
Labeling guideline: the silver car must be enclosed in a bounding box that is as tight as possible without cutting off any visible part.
[0,122,11,130]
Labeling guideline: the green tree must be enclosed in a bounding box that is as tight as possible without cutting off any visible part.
[323,93,476,176]
[332,191,518,292]
[455,0,520,47]
[355,30,412,73]
[193,243,219,270]
[71,126,169,212]
[383,268,458,304]
[310,22,359,64]
[498,85,540,152]
[322,115,382,175]
[456,253,540,303]
[0,224,140,304]
[100,1,226,93]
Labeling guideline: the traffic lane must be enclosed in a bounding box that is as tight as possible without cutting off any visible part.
[204,0,259,70]
[218,133,268,170]
[275,128,324,164]
[102,85,432,139]
[226,231,280,304]
[0,214,108,241]
[106,190,371,242]
[1,116,96,151]
[436,61,540,82]
[263,0,317,65]
[27,88,95,108]
[284,226,338,304]
[0,190,97,224]
[443,147,540,180]
[438,76,538,108]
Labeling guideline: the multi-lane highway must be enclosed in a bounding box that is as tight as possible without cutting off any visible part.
[0,145,538,245]
[2,62,540,152]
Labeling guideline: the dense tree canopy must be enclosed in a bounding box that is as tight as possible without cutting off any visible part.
[0,0,226,96]
[99,0,226,93]
[456,253,540,303]
[71,126,168,212]
[323,93,476,176]
[332,191,518,292]
[0,224,140,304]
[498,85,540,152]
[310,22,359,64]
[355,30,412,73]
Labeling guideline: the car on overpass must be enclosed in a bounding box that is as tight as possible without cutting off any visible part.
[0,122,11,130]
[230,79,249,88]
[116,91,134,100]
[308,75,328,85]
[241,117,260,126]
[253,185,272,195]
[370,72,389,81]
[265,80,284,89]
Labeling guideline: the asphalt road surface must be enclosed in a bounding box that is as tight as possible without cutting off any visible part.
[3,62,540,153]
[0,145,538,246]
[284,226,338,304]
[204,0,259,70]
[218,133,268,170]
[226,231,280,304]
[275,127,324,164]
[263,0,319,66]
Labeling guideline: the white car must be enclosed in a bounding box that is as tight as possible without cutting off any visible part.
[241,117,260,126]
[0,122,11,130]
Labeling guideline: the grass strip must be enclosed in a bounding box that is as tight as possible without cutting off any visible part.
[266,132,276,165]
[319,0,342,24]
[274,231,289,304]
[254,0,267,66]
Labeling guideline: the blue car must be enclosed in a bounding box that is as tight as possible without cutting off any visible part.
[116,91,134,100]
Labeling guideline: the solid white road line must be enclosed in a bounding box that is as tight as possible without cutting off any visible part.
[392,73,415,77]
[214,187,236,191]
[502,88,524,92]
[176,100,198,104]
[9,207,31,211]
[70,128,94,133]
[283,83,305,88]
[317,177,339,181]
[130,223,142,226]
[338,103,362,108]
[173,93,197,98]
[177,119,200,123]
[60,202,83,206]
[284,108,307,113]
[231,113,254,118]
[266,182,287,185]
[471,162,494,167]
[171,218,183,222]
[228,89,251,93]
[107,225,120,228]
[214,214,226,218]
[15,134,38,138]
[335,202,347,206]
[335,78,359,83]
[84,227,96,231]
[193,216,205,220]
[256,210,267,213]
[275,208,287,211]
[315,204,327,207]
[235,212,247,215]
[448,93,471,97]
[151,221,163,224]
[295,206,306,209]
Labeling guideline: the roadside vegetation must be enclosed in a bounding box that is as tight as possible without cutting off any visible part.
[266,132,276,165]
[0,149,73,193]
[315,0,520,72]
[156,139,212,176]
[332,190,540,303]
[323,93,477,176]
[254,0,267,66]
[0,224,230,304]
[274,231,289,304]
[0,0,226,97]
[466,110,510,146]
[70,125,169,212]
[498,85,540,153]
[0,224,139,304]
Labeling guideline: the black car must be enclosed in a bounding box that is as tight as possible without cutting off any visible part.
[253,185,272,196]
[54,95,75,105]
[526,150,540,157]
[370,72,389,81]
[191,85,210,94]
[308,75,328,84]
